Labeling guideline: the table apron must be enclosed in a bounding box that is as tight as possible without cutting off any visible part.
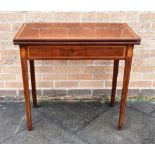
[27,45,127,60]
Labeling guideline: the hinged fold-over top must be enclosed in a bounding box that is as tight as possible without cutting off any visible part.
[13,22,141,45]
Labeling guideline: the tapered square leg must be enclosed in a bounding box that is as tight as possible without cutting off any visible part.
[110,60,119,106]
[118,46,133,130]
[29,60,38,108]
[20,46,32,131]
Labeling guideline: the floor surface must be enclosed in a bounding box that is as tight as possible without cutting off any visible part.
[0,100,155,144]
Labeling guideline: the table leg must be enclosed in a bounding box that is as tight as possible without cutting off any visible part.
[110,60,119,106]
[29,60,38,108]
[20,46,32,131]
[118,59,132,130]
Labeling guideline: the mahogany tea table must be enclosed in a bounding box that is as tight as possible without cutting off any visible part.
[13,22,141,131]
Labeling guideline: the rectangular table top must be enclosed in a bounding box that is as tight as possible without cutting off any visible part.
[13,22,141,45]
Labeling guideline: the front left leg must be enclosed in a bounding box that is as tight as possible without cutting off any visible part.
[20,46,32,131]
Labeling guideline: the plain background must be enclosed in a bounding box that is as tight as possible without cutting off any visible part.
[0,0,154,11]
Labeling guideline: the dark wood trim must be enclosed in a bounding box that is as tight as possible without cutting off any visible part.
[14,41,140,45]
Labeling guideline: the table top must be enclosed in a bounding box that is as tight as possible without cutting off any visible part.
[13,22,141,45]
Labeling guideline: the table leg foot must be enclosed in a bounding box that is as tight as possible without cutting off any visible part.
[33,104,38,108]
[117,125,123,130]
[109,104,115,107]
[28,126,33,131]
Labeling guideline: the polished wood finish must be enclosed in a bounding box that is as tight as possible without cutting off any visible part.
[27,46,126,60]
[14,23,140,45]
[20,46,32,131]
[14,23,141,131]
[118,45,133,130]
